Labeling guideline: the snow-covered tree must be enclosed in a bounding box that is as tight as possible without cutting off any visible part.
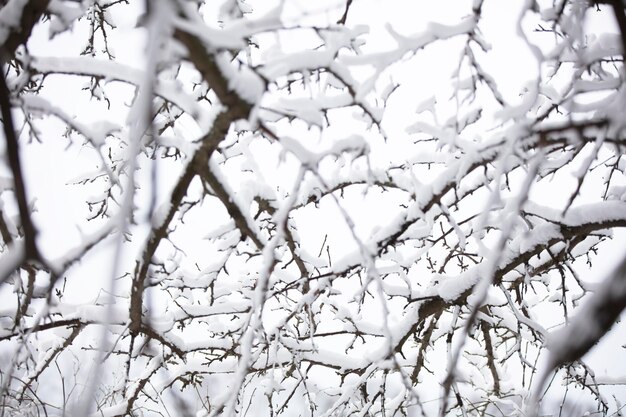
[1,0,626,416]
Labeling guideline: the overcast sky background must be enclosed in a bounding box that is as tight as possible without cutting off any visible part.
[3,0,626,414]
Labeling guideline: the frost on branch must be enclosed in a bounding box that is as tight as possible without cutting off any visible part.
[0,1,625,417]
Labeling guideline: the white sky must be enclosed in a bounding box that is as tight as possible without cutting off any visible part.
[2,0,626,415]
